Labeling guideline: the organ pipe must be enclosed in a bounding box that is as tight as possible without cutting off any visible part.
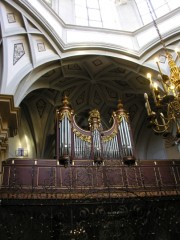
[113,100,136,165]
[56,96,73,165]
[88,109,103,163]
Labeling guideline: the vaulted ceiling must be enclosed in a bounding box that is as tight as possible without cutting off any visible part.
[22,54,149,131]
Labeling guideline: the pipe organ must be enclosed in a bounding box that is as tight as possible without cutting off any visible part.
[56,96,136,165]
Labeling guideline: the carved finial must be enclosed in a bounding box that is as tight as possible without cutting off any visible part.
[57,95,73,121]
[88,109,101,131]
[117,99,124,110]
[114,99,128,123]
[62,95,69,107]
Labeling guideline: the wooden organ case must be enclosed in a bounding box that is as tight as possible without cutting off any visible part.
[56,96,136,165]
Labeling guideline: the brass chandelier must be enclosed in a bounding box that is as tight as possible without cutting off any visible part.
[144,0,180,137]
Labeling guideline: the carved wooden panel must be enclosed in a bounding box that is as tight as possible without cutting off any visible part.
[1,159,180,199]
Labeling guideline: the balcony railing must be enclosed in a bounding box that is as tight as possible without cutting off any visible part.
[1,158,180,200]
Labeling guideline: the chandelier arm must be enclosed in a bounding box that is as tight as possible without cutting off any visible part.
[159,111,174,122]
[156,61,168,94]
[150,114,170,133]
[152,125,170,134]
[151,120,170,128]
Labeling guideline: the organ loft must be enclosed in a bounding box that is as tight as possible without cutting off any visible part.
[1,95,180,240]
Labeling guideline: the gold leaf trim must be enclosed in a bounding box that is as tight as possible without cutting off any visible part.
[73,129,91,143]
[59,111,72,121]
[102,129,118,142]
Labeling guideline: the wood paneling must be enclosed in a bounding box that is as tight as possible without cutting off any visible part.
[1,159,180,199]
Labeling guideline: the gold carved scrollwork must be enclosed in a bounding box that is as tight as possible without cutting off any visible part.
[115,113,129,124]
[58,111,72,122]
[102,129,118,142]
[73,129,91,143]
[113,100,129,124]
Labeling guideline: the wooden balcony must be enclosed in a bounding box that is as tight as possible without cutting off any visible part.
[1,158,180,200]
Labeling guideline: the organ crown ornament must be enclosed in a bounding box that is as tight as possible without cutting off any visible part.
[88,109,101,131]
[57,95,74,121]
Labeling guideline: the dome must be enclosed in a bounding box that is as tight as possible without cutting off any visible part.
[44,0,180,31]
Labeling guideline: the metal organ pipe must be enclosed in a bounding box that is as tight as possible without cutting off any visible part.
[114,135,120,158]
[59,115,72,156]
[115,100,136,164]
[59,121,62,156]
[93,129,101,158]
[73,133,91,159]
[120,117,132,156]
[57,96,73,164]
[112,136,115,158]
[64,115,67,154]
[101,134,121,160]
[88,109,103,161]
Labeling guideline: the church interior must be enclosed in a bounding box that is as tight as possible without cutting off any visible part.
[0,0,180,239]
